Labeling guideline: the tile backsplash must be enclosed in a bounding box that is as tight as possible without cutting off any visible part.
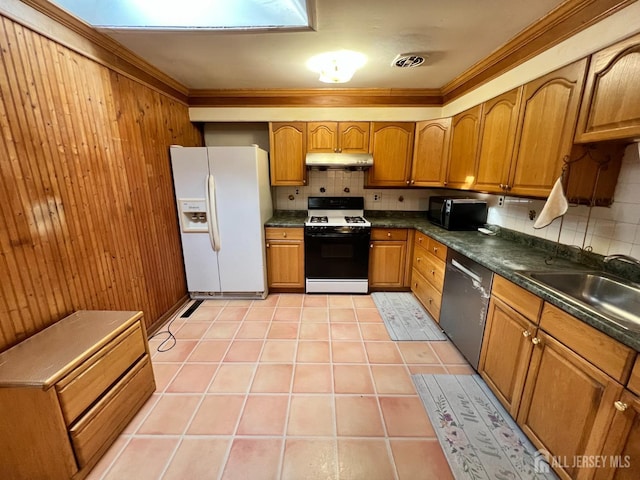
[273,143,640,258]
[486,143,640,257]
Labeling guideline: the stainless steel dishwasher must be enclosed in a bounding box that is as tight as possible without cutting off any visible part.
[439,250,494,369]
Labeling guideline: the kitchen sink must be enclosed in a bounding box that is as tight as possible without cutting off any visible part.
[518,270,640,332]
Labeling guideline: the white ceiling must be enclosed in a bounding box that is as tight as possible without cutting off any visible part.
[97,0,566,90]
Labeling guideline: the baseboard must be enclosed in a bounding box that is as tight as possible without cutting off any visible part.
[146,295,190,337]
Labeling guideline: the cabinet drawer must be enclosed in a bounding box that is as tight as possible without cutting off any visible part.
[413,243,445,292]
[371,228,408,241]
[629,356,640,396]
[540,303,635,383]
[491,275,542,324]
[411,268,442,321]
[70,356,155,468]
[56,322,146,426]
[427,237,447,262]
[265,227,303,240]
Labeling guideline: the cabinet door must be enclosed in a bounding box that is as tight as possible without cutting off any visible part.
[338,122,370,153]
[576,32,640,143]
[517,330,623,480]
[366,122,415,187]
[269,122,307,186]
[595,389,640,480]
[307,122,338,152]
[266,240,304,290]
[369,241,407,288]
[446,105,482,189]
[478,296,535,417]
[508,59,588,197]
[411,118,451,187]
[473,88,521,193]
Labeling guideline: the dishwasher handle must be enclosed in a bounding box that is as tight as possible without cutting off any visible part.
[451,258,483,283]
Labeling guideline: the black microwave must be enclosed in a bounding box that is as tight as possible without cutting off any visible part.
[428,196,488,231]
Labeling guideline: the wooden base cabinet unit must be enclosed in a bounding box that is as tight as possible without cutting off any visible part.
[0,311,155,480]
[265,227,305,292]
[478,275,543,417]
[411,231,447,321]
[369,228,410,289]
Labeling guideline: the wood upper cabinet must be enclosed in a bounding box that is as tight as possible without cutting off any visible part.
[576,32,640,143]
[369,228,410,289]
[517,330,623,480]
[366,122,415,187]
[446,105,482,189]
[411,118,451,187]
[473,88,522,193]
[265,228,304,291]
[269,122,307,186]
[595,389,640,480]
[307,121,370,153]
[507,59,588,197]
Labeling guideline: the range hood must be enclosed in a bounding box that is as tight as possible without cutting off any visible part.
[305,152,373,170]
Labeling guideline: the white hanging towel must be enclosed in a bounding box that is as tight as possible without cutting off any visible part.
[533,177,568,229]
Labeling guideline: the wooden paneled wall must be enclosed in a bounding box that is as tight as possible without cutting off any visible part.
[0,15,202,352]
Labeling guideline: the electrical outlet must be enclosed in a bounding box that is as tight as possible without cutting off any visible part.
[498,196,505,206]
[373,192,382,201]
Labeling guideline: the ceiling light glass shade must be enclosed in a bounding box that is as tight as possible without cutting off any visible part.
[306,51,367,83]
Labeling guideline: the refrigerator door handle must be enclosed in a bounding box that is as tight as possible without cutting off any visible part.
[206,174,222,251]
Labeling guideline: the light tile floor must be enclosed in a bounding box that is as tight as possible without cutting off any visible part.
[88,294,475,480]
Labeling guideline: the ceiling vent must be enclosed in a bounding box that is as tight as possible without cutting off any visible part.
[391,53,428,68]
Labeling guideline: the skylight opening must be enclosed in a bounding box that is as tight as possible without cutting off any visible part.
[50,0,312,30]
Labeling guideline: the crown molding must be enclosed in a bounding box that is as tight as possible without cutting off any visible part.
[3,0,189,103]
[441,0,635,103]
[188,88,443,107]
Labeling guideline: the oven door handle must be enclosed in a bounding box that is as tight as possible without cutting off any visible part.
[306,233,370,239]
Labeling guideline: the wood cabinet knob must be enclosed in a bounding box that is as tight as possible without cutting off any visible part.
[416,257,421,262]
[406,180,410,184]
[428,298,433,304]
[370,244,374,248]
[614,400,628,412]
[431,270,435,275]
[387,232,391,237]
[303,179,306,184]
[283,232,287,238]
[414,282,418,288]
[266,243,270,248]
[418,237,423,243]
[522,330,531,338]
[531,337,541,345]
[411,180,415,184]
[433,247,438,253]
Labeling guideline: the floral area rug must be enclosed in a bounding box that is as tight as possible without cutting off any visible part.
[412,374,558,480]
[371,292,446,341]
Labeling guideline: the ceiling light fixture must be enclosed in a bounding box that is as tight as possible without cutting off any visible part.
[306,50,367,84]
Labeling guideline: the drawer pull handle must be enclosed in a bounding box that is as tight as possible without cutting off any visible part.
[418,237,423,243]
[531,337,541,346]
[614,401,628,412]
[433,247,438,253]
[522,330,531,338]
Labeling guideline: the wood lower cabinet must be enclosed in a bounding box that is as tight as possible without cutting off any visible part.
[269,122,307,186]
[596,389,640,480]
[265,227,304,292]
[365,122,415,187]
[479,275,542,417]
[508,59,588,197]
[576,32,640,143]
[446,105,482,189]
[517,329,623,480]
[411,231,446,321]
[411,118,451,187]
[369,228,410,289]
[0,311,155,480]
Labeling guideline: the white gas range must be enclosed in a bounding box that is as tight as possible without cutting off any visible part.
[304,197,371,294]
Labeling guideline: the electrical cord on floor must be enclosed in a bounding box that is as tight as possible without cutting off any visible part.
[148,299,203,352]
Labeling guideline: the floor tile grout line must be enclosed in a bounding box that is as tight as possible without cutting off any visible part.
[93,433,134,480]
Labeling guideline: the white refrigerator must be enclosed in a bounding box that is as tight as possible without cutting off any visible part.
[169,145,273,299]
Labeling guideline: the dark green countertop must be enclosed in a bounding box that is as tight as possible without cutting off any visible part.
[265,210,640,351]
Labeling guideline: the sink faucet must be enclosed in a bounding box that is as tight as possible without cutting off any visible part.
[603,254,640,266]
